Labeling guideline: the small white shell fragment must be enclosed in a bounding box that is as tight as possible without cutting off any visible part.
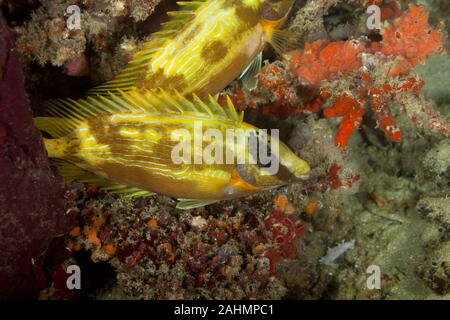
[191,216,208,231]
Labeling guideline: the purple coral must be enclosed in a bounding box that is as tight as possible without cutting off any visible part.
[0,14,75,299]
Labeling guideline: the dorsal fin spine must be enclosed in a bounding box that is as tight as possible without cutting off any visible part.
[53,100,84,122]
[159,89,187,113]
[109,93,139,112]
[121,90,154,113]
[86,96,117,114]
[226,96,240,122]
[42,88,244,127]
[76,99,97,118]
[126,91,153,112]
[193,93,218,117]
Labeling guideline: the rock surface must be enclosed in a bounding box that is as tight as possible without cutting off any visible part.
[0,14,75,299]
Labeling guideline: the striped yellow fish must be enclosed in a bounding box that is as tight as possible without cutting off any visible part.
[89,0,297,97]
[35,90,310,209]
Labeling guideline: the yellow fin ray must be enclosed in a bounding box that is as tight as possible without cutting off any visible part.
[176,1,206,10]
[239,52,262,90]
[267,29,304,55]
[176,198,218,210]
[88,1,207,95]
[40,89,243,124]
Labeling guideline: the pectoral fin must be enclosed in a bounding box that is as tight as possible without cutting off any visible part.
[239,52,262,90]
[267,29,303,54]
[176,198,218,210]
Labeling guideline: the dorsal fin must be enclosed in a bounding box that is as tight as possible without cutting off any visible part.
[88,1,208,95]
[38,89,244,131]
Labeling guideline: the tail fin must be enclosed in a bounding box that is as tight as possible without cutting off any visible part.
[34,117,73,158]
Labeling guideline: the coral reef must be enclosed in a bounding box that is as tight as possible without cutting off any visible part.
[63,189,305,299]
[228,4,448,149]
[1,0,448,300]
[0,12,75,299]
[239,0,449,299]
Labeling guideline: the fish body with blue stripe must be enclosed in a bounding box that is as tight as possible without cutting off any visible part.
[89,0,297,97]
[35,90,310,209]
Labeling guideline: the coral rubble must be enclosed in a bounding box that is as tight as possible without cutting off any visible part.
[61,189,306,299]
[13,0,163,85]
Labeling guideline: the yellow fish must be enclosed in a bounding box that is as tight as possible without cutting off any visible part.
[35,90,310,209]
[88,0,297,97]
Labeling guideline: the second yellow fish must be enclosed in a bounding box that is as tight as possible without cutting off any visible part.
[89,0,297,97]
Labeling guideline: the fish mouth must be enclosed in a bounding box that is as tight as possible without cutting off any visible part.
[292,159,311,180]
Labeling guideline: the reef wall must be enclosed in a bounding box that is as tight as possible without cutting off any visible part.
[0,12,75,299]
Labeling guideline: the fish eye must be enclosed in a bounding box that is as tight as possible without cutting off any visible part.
[246,131,275,167]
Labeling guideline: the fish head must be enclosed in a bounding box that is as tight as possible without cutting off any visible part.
[258,0,295,25]
[239,0,294,23]
[229,129,310,194]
